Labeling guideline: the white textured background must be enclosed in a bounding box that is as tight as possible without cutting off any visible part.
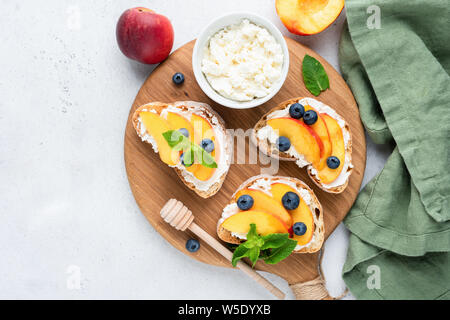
[0,0,393,299]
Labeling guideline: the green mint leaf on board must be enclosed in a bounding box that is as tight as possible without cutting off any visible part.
[246,224,258,241]
[263,238,298,265]
[242,224,264,249]
[248,247,260,267]
[162,130,217,168]
[230,224,297,268]
[261,233,290,250]
[302,54,329,96]
[258,249,271,260]
[231,245,250,267]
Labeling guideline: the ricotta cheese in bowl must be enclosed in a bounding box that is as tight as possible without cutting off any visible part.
[193,13,289,109]
[201,19,284,102]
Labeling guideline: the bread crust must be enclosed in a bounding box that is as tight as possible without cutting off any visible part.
[217,174,324,253]
[132,101,232,198]
[252,97,353,194]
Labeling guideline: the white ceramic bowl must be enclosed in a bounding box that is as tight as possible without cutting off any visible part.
[192,12,289,109]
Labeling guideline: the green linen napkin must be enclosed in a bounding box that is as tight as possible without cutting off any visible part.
[339,0,450,299]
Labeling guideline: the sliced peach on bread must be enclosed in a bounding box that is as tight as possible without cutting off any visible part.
[139,111,179,166]
[304,105,332,170]
[267,117,322,168]
[217,175,324,253]
[270,183,314,246]
[189,113,218,181]
[234,189,292,228]
[314,114,345,184]
[166,111,199,177]
[132,101,232,198]
[221,211,289,236]
[166,111,195,141]
[253,97,352,194]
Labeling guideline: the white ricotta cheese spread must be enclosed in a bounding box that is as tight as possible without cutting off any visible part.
[201,19,284,102]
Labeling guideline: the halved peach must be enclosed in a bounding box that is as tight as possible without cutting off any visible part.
[189,114,218,181]
[304,105,332,170]
[139,111,179,166]
[234,189,292,228]
[276,0,345,36]
[317,113,345,184]
[270,183,314,246]
[221,210,289,236]
[267,117,322,168]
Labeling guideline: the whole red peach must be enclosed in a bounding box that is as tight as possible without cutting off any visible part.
[116,7,174,64]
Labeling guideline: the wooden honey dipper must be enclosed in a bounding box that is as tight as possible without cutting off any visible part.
[160,199,286,300]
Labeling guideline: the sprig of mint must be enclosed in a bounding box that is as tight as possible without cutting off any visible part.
[162,130,217,168]
[231,224,297,267]
[302,54,330,96]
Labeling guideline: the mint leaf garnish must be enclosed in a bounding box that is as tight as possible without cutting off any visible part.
[231,245,250,267]
[302,54,329,96]
[192,143,217,168]
[263,239,297,265]
[230,224,297,268]
[182,147,195,167]
[162,130,189,150]
[261,233,290,250]
[162,130,217,169]
[248,247,260,268]
[246,223,259,242]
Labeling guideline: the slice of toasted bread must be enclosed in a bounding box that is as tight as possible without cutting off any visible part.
[132,101,232,198]
[252,97,353,194]
[217,174,324,253]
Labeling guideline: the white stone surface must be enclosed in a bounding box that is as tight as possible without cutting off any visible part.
[0,0,393,299]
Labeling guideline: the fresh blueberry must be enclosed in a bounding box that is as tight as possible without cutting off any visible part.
[172,72,185,85]
[178,128,189,138]
[186,239,200,252]
[276,136,291,152]
[282,192,300,210]
[237,195,254,211]
[289,103,305,119]
[327,156,340,169]
[293,222,307,236]
[303,110,318,125]
[201,138,215,153]
[180,152,193,167]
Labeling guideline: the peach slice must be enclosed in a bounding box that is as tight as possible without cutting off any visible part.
[139,111,179,166]
[166,112,195,140]
[316,113,345,184]
[191,114,215,142]
[276,0,345,36]
[221,211,289,236]
[166,112,199,176]
[267,117,322,168]
[270,183,314,246]
[189,114,218,181]
[234,189,292,228]
[304,105,332,170]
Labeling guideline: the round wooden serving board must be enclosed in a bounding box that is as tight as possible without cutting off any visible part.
[124,38,366,289]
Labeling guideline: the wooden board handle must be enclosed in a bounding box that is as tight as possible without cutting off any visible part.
[189,223,285,300]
